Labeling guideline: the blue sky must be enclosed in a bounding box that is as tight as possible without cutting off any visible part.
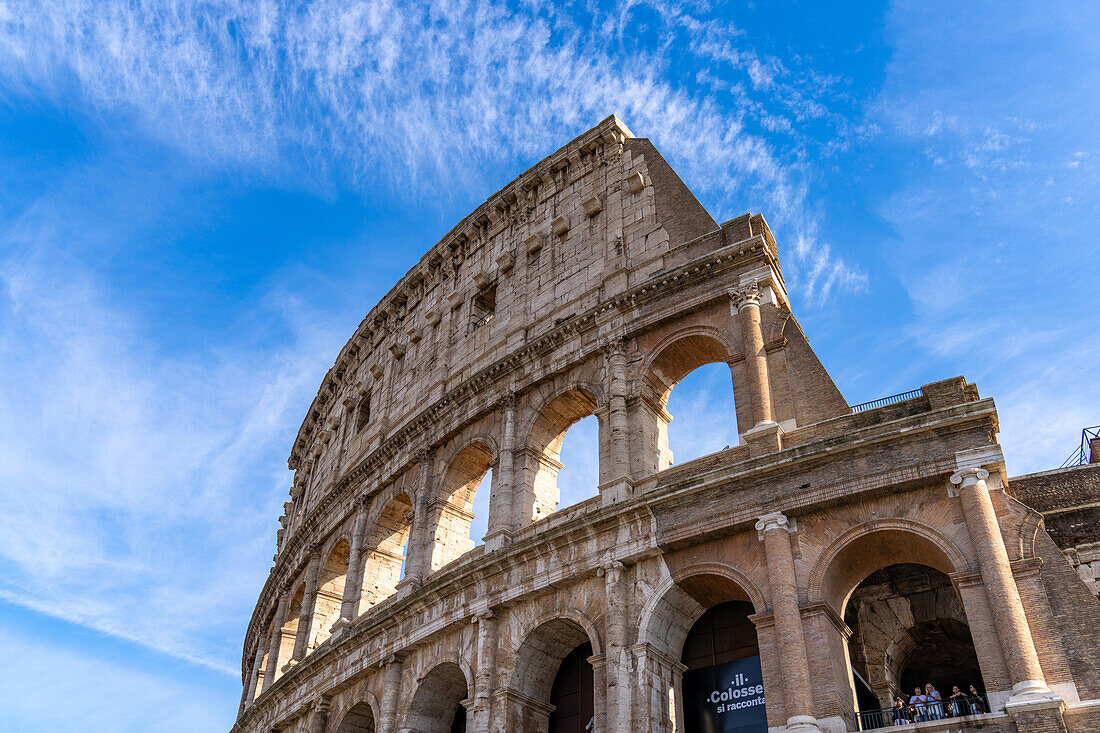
[0,1,1097,730]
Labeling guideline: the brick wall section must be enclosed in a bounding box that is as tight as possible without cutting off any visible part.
[623,138,716,248]
[1035,530,1100,699]
[1011,464,1100,548]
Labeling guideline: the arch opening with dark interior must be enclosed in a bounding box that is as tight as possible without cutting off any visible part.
[405,661,468,733]
[844,563,985,715]
[644,333,738,471]
[310,539,349,649]
[433,442,492,570]
[523,388,600,524]
[680,601,764,733]
[548,641,594,733]
[360,493,412,610]
[334,701,376,733]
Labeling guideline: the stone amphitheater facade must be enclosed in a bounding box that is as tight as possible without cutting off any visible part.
[231,116,1100,733]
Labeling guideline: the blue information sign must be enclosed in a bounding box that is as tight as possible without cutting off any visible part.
[682,655,768,733]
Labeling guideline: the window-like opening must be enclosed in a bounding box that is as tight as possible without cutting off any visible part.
[275,584,304,676]
[664,363,738,465]
[431,443,492,571]
[681,601,765,733]
[309,540,349,649]
[522,389,600,523]
[548,642,594,733]
[355,394,371,432]
[555,414,600,508]
[360,494,412,609]
[845,564,986,729]
[471,285,496,330]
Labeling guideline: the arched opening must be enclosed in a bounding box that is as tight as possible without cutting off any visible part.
[432,442,492,571]
[361,494,413,609]
[664,363,738,464]
[521,388,601,524]
[509,617,598,732]
[310,539,350,649]
[334,701,376,733]
[845,564,986,726]
[275,584,304,675]
[253,632,270,697]
[406,662,468,733]
[644,333,740,472]
[638,571,765,733]
[555,414,600,509]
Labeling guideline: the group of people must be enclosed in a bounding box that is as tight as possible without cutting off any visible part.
[891,683,986,724]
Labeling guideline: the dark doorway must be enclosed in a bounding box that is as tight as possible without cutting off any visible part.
[548,641,594,733]
[449,703,466,733]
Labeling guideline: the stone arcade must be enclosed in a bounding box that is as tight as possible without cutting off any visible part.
[231,116,1100,733]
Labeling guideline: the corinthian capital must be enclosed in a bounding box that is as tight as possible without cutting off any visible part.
[729,281,762,312]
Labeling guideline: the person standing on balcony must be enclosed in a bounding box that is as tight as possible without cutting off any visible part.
[925,683,944,720]
[892,695,911,725]
[909,687,928,721]
[968,685,986,714]
[948,685,967,716]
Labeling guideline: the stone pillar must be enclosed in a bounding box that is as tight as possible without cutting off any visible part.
[600,560,630,733]
[379,655,405,733]
[589,653,608,733]
[404,449,435,586]
[263,586,290,688]
[290,544,323,665]
[309,695,331,733]
[605,338,631,484]
[730,282,774,427]
[471,611,499,733]
[755,511,820,733]
[951,467,1050,698]
[245,637,266,706]
[486,395,517,549]
[338,496,371,625]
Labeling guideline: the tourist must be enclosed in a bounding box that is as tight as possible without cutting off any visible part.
[925,683,944,720]
[909,686,927,722]
[948,685,968,717]
[893,695,911,725]
[968,685,986,714]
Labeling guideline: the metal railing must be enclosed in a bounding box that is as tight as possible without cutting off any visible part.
[851,389,924,414]
[1060,426,1100,469]
[858,694,990,730]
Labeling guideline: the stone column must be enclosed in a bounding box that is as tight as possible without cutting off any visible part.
[951,467,1050,698]
[309,696,331,733]
[605,338,631,484]
[263,586,291,687]
[755,511,820,733]
[471,611,499,733]
[379,654,405,733]
[486,395,517,549]
[600,560,630,733]
[245,637,266,706]
[338,496,372,625]
[404,449,435,586]
[730,282,774,427]
[290,544,322,665]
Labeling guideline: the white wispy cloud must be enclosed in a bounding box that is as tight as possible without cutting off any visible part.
[0,0,862,299]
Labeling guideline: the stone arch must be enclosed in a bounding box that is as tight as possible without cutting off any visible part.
[332,697,378,733]
[310,538,350,649]
[517,384,605,524]
[430,439,494,571]
[1009,498,1043,561]
[404,661,470,733]
[808,519,969,614]
[639,328,740,471]
[360,492,414,609]
[275,583,305,674]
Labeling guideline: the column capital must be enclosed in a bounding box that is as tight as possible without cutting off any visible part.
[597,559,625,583]
[729,281,762,312]
[498,392,519,411]
[414,446,436,465]
[950,466,990,489]
[601,334,629,358]
[755,510,791,535]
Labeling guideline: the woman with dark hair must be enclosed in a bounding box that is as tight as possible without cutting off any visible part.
[893,695,912,725]
[968,685,986,714]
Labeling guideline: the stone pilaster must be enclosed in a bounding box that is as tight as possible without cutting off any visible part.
[288,543,322,666]
[486,395,517,550]
[262,585,290,689]
[309,695,331,733]
[337,496,371,626]
[470,611,498,733]
[244,638,265,707]
[602,338,633,505]
[756,511,820,733]
[600,560,630,733]
[404,448,436,586]
[379,654,405,733]
[951,467,1051,699]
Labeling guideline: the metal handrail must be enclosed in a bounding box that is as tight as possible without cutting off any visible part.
[1060,426,1100,469]
[858,694,990,730]
[851,389,924,414]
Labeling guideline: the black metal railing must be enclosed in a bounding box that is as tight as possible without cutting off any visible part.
[851,389,924,414]
[858,694,991,730]
[1060,425,1100,469]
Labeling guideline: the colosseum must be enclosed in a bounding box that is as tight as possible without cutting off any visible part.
[231,116,1100,733]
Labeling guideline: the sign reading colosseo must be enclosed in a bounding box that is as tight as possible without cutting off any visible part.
[683,655,768,733]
